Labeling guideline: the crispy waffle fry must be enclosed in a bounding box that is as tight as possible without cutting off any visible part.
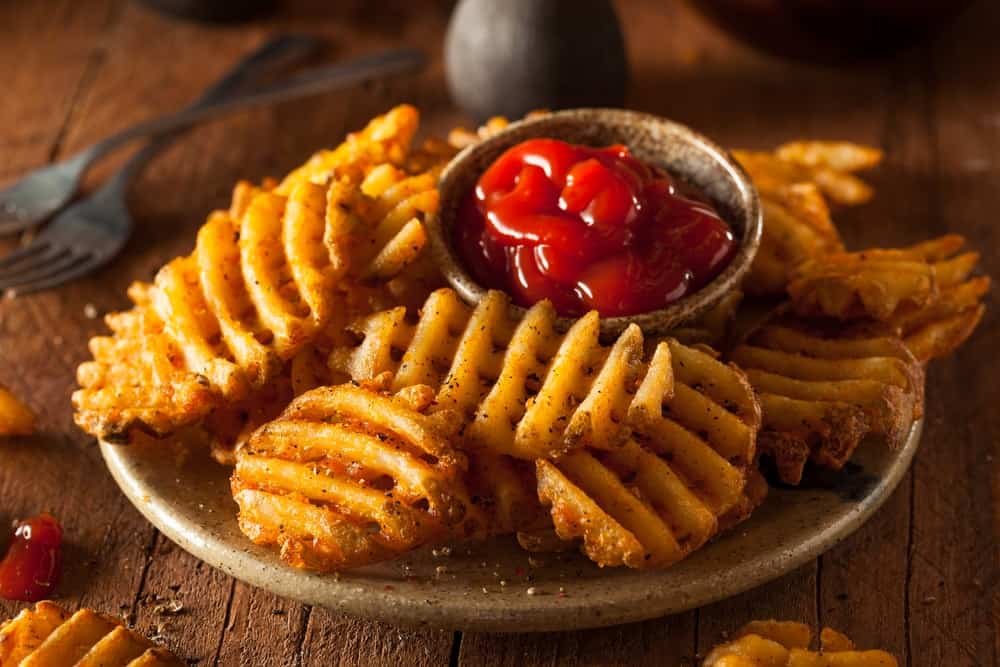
[277,104,421,191]
[787,234,989,362]
[533,339,762,568]
[0,384,35,436]
[787,234,980,321]
[703,620,898,666]
[0,601,183,667]
[746,182,845,296]
[331,289,764,567]
[730,316,924,485]
[332,289,759,465]
[74,106,447,444]
[446,111,550,149]
[232,383,486,571]
[734,141,882,207]
[888,275,988,363]
[74,286,218,442]
[467,450,546,534]
[734,141,881,297]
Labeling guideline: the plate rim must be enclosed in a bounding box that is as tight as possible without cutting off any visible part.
[100,420,921,633]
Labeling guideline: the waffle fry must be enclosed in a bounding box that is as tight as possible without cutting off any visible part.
[888,275,988,363]
[331,289,764,567]
[534,339,762,568]
[446,111,550,149]
[734,141,881,297]
[537,442,718,568]
[0,384,35,436]
[74,106,447,444]
[734,141,882,207]
[787,235,980,320]
[787,235,989,362]
[277,104,421,192]
[703,620,898,666]
[0,601,183,667]
[332,288,755,463]
[467,450,546,534]
[74,287,218,442]
[232,383,486,571]
[730,316,923,485]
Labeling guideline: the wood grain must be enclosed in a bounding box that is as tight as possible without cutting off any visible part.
[0,1,997,665]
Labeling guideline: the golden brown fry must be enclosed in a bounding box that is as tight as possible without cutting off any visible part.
[787,234,989,362]
[277,104,421,191]
[787,234,976,321]
[734,141,882,206]
[331,289,764,568]
[537,441,720,568]
[534,338,763,568]
[466,450,546,534]
[0,600,183,667]
[0,384,36,436]
[231,383,486,571]
[703,620,898,666]
[729,316,924,485]
[749,183,845,296]
[332,289,760,466]
[446,111,550,149]
[73,288,218,443]
[332,288,645,459]
[74,106,447,445]
[734,141,880,297]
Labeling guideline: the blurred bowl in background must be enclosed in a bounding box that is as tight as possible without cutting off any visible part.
[686,0,976,63]
[136,0,277,23]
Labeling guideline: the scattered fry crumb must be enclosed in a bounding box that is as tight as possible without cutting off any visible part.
[0,384,36,436]
[83,303,98,319]
[151,599,184,616]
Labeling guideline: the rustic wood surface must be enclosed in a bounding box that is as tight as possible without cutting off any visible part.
[1,1,997,665]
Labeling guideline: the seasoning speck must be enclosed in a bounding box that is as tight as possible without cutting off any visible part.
[83,303,98,319]
[526,587,539,596]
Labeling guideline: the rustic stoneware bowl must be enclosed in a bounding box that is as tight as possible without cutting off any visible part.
[426,108,762,337]
[100,421,920,632]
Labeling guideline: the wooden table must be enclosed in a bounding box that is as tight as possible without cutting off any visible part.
[2,1,997,664]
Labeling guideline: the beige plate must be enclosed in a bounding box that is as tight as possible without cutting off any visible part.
[101,422,920,633]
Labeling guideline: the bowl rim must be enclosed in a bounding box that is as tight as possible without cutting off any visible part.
[426,108,763,337]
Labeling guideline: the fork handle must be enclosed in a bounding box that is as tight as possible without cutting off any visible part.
[96,48,426,162]
[82,34,323,166]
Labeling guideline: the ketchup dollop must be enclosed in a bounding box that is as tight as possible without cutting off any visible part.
[0,513,62,602]
[456,138,735,316]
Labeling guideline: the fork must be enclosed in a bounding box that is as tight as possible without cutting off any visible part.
[0,34,322,236]
[0,47,426,294]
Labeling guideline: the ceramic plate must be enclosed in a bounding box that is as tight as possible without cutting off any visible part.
[101,421,920,632]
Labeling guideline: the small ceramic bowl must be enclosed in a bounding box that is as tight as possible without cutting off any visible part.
[426,108,762,338]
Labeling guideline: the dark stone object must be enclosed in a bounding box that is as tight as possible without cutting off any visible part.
[445,0,628,122]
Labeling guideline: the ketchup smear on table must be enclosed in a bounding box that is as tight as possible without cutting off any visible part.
[0,513,62,602]
[456,138,735,316]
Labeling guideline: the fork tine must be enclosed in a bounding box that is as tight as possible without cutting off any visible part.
[0,215,38,237]
[0,249,84,291]
[0,240,54,273]
[7,254,105,295]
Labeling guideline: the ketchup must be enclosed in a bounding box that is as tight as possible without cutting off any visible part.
[456,138,735,316]
[0,513,62,602]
